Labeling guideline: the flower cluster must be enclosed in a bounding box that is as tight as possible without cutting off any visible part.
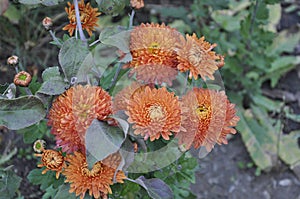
[116,23,239,151]
[124,23,224,85]
[35,3,239,198]
[37,85,126,199]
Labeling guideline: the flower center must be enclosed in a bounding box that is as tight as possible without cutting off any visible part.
[196,105,210,119]
[148,42,160,54]
[42,150,64,169]
[149,105,165,120]
[18,74,28,81]
[189,45,203,66]
[81,162,102,177]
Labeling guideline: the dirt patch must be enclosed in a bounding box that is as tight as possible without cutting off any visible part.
[191,134,300,199]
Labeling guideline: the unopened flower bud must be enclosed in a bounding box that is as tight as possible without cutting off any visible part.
[130,0,144,9]
[7,55,19,66]
[14,71,32,87]
[42,17,53,30]
[33,139,46,153]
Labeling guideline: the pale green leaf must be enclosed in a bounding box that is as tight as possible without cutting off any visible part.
[236,107,276,171]
[0,96,46,130]
[279,130,300,168]
[58,38,90,82]
[266,30,300,56]
[85,119,127,168]
[19,0,61,6]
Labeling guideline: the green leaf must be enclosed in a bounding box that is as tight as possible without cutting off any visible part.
[17,120,48,144]
[19,0,61,6]
[133,176,174,199]
[236,107,277,171]
[27,168,64,191]
[251,94,281,112]
[0,167,22,199]
[54,184,76,199]
[0,96,46,130]
[266,30,300,56]
[279,130,300,167]
[100,28,131,53]
[38,66,69,95]
[127,139,183,173]
[97,0,126,16]
[58,38,90,82]
[42,66,61,81]
[3,4,21,24]
[42,186,58,199]
[38,78,68,96]
[85,119,127,168]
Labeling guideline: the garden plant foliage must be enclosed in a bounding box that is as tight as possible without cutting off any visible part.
[0,0,299,198]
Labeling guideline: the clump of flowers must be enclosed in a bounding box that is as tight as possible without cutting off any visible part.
[124,23,183,85]
[0,1,240,198]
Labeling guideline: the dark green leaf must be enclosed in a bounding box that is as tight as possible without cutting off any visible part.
[27,168,64,190]
[58,38,89,82]
[0,96,46,130]
[97,0,126,16]
[133,176,174,199]
[0,167,21,199]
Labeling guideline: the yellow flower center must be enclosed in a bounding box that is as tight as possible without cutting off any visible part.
[196,105,210,119]
[149,105,165,120]
[148,42,160,54]
[81,162,102,177]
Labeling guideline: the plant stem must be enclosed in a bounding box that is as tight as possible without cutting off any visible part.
[129,9,135,29]
[249,0,259,36]
[49,30,62,47]
[107,63,122,91]
[73,0,87,42]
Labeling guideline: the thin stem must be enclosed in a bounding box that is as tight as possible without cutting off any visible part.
[129,9,135,29]
[49,30,62,47]
[25,87,33,96]
[249,0,259,36]
[89,39,100,47]
[73,0,86,42]
[107,63,122,91]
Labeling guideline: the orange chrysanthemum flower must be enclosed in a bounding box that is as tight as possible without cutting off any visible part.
[177,88,239,151]
[63,0,101,36]
[113,82,145,112]
[177,33,224,80]
[63,151,126,199]
[130,0,144,9]
[48,85,112,153]
[125,23,182,85]
[35,149,66,179]
[126,86,181,141]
